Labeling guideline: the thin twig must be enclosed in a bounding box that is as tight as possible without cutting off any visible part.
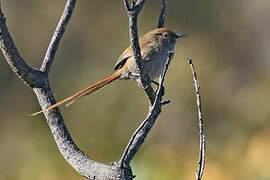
[158,0,167,28]
[122,0,147,85]
[119,51,174,167]
[187,57,206,180]
[123,0,158,106]
[123,0,131,10]
[40,0,77,73]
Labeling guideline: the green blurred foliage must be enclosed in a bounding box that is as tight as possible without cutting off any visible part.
[0,0,270,179]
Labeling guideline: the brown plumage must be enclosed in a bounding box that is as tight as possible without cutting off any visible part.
[30,28,185,116]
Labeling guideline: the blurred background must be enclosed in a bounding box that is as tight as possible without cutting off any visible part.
[0,0,270,179]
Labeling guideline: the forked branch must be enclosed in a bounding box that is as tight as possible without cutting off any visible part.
[119,0,174,168]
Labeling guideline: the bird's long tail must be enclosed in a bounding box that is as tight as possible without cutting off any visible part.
[29,72,121,117]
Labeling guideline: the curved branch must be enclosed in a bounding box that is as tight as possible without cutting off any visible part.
[40,0,77,73]
[123,0,157,105]
[119,51,174,167]
[187,58,206,180]
[0,3,45,88]
[33,85,133,180]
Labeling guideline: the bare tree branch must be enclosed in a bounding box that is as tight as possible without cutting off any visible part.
[119,0,173,168]
[40,0,77,73]
[187,57,206,180]
[0,3,45,88]
[123,0,131,11]
[122,0,146,85]
[123,1,147,88]
[123,0,157,106]
[158,0,167,28]
[32,84,134,179]
[119,51,174,167]
[122,0,169,106]
[0,1,133,179]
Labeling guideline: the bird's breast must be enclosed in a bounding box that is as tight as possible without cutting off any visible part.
[142,49,170,80]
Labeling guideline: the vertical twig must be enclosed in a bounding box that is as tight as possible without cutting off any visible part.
[187,57,206,180]
[123,0,157,106]
[40,0,77,73]
[158,0,167,28]
[122,0,146,86]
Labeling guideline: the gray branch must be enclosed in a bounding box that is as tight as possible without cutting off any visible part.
[187,58,206,180]
[122,0,157,105]
[123,0,146,83]
[119,51,174,167]
[33,85,132,180]
[158,0,167,28]
[0,3,46,88]
[119,0,173,168]
[40,0,76,73]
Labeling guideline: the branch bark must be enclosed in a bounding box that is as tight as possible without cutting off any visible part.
[119,51,174,167]
[0,3,46,88]
[187,58,206,180]
[119,0,173,168]
[40,0,76,74]
[122,0,157,105]
[157,0,167,28]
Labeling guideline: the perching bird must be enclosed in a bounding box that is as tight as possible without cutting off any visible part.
[30,28,185,116]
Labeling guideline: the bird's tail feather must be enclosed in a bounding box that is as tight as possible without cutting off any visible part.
[29,72,121,117]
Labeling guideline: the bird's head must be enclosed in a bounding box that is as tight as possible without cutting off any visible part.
[148,28,186,48]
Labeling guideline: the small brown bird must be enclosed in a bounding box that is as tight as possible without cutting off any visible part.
[30,28,185,116]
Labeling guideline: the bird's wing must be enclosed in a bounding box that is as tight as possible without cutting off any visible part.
[114,35,150,71]
[114,46,132,71]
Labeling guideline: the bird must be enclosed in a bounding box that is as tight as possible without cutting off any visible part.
[30,28,185,116]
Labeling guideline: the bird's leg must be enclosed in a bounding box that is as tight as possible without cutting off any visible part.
[151,80,164,94]
[151,80,161,94]
[152,80,170,105]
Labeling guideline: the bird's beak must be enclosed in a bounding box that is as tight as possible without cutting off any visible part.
[175,34,186,39]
